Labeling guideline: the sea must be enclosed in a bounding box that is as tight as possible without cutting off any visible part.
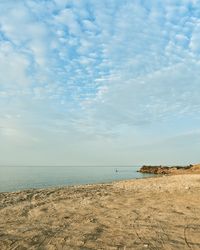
[0,166,152,193]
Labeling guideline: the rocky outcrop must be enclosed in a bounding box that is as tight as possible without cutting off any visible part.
[138,164,200,175]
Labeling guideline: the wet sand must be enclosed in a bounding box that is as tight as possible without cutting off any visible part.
[0,174,200,250]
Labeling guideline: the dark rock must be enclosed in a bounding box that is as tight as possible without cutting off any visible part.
[138,164,196,174]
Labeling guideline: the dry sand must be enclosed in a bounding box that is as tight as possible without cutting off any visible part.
[0,174,200,250]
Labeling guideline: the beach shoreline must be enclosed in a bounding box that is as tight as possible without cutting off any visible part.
[0,174,200,249]
[0,165,146,193]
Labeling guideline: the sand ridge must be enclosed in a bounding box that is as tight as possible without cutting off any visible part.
[0,174,200,249]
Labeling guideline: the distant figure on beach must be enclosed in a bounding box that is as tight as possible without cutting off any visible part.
[115,169,118,173]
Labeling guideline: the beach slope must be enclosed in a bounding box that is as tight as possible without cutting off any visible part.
[0,174,200,249]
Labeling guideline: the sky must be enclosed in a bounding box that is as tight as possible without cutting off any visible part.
[0,0,200,166]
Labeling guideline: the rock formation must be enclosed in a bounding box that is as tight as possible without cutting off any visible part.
[138,164,200,175]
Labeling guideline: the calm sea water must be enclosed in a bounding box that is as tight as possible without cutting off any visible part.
[0,166,151,192]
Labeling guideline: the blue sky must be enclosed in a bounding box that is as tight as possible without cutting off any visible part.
[0,0,200,166]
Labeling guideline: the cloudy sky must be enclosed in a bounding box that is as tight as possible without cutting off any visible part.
[0,0,200,166]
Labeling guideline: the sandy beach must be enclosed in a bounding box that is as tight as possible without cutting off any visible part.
[0,174,200,250]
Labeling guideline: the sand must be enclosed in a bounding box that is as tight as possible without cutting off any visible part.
[0,174,200,250]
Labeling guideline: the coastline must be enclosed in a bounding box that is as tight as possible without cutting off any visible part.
[0,165,145,193]
[0,174,200,249]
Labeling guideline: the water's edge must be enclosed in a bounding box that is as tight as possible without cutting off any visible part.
[0,166,154,193]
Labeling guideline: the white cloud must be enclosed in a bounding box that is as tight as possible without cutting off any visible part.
[82,19,97,32]
[189,23,200,53]
[54,8,81,35]
[0,41,31,86]
[54,0,71,9]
